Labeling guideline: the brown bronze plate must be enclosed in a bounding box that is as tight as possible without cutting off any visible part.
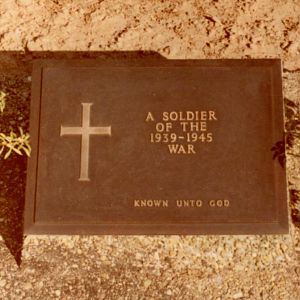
[24,59,288,234]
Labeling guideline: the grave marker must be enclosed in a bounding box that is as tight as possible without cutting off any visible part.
[25,59,289,234]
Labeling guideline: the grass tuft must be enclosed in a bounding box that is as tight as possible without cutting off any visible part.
[0,91,6,113]
[0,127,31,159]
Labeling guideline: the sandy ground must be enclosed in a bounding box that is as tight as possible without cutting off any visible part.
[0,0,300,299]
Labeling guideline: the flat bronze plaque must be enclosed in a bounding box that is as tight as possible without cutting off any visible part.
[25,59,288,234]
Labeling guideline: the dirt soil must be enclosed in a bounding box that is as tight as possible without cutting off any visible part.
[0,1,300,299]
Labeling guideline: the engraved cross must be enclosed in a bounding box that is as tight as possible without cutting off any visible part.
[60,103,111,181]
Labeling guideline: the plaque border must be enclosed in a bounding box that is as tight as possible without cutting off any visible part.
[24,59,289,235]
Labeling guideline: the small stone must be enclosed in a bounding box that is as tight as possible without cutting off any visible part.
[55,290,61,297]
[165,290,172,296]
[144,279,152,288]
[262,254,273,264]
[135,253,142,260]
[23,282,32,290]
[232,291,244,299]
[0,279,6,287]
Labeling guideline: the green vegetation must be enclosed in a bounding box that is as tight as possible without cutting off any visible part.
[0,91,6,113]
[0,90,31,159]
[0,127,31,159]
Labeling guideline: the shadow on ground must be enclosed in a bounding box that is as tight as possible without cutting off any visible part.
[0,50,165,266]
[0,51,299,266]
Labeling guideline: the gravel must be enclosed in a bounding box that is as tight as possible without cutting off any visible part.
[0,0,300,299]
